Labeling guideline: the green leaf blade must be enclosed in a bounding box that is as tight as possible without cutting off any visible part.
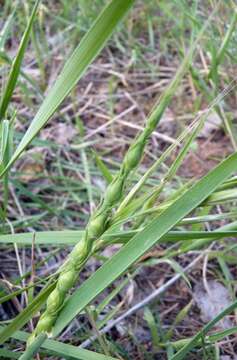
[0,0,40,120]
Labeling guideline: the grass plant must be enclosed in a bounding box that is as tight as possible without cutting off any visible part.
[0,1,237,359]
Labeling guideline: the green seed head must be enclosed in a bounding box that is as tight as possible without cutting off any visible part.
[70,239,91,270]
[104,177,124,205]
[46,289,63,315]
[58,269,76,293]
[124,141,145,171]
[71,240,86,259]
[87,212,107,239]
[35,314,55,334]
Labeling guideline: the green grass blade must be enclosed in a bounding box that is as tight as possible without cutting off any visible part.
[1,119,11,217]
[0,0,135,176]
[53,152,237,336]
[0,230,85,245]
[0,119,10,167]
[178,220,237,254]
[1,230,236,246]
[0,0,40,120]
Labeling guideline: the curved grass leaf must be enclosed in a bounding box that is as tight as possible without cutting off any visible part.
[0,0,40,120]
[0,0,135,176]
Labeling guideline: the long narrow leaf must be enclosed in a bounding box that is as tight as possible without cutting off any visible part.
[0,0,40,119]
[0,230,237,245]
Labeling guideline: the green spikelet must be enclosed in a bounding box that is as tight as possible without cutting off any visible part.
[124,139,146,172]
[104,174,124,205]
